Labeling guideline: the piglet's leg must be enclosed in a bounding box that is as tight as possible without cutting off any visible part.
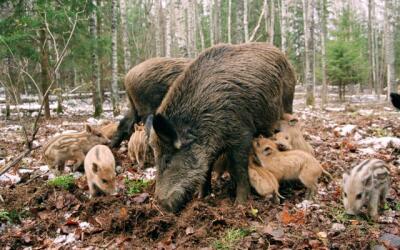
[88,182,96,198]
[368,191,380,220]
[379,184,389,211]
[72,152,85,172]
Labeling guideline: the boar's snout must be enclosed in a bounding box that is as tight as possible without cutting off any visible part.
[156,191,187,213]
[277,143,288,151]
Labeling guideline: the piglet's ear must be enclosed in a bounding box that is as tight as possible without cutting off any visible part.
[252,154,262,166]
[92,163,99,173]
[342,172,349,186]
[153,114,181,149]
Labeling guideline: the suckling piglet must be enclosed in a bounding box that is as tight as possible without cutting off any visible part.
[252,137,331,199]
[84,145,117,197]
[342,159,390,220]
[128,124,148,167]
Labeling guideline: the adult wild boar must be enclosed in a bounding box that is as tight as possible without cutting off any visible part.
[390,93,400,109]
[149,43,296,212]
[110,57,191,147]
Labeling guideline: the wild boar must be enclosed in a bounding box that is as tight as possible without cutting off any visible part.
[248,156,283,202]
[342,159,390,220]
[390,93,400,109]
[149,43,296,212]
[84,145,117,197]
[128,124,148,167]
[100,122,118,140]
[43,125,110,173]
[110,57,191,148]
[277,115,314,155]
[252,137,331,199]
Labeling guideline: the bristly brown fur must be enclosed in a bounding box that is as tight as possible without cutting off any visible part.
[110,57,191,147]
[152,43,297,212]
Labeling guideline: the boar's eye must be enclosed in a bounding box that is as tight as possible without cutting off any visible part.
[102,179,108,184]
[356,193,362,200]
[285,136,289,140]
[344,192,347,198]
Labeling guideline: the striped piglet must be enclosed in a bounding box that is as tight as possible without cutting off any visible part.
[342,159,390,219]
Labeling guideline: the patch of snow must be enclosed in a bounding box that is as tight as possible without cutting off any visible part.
[325,107,345,112]
[0,173,21,184]
[331,223,346,232]
[39,165,49,172]
[86,117,99,125]
[295,200,320,210]
[334,124,357,136]
[72,172,83,179]
[142,167,156,180]
[358,137,400,150]
[53,233,77,245]
[115,114,124,120]
[18,169,34,174]
[358,147,376,155]
[48,173,56,180]
[0,159,5,167]
[79,222,92,230]
[353,132,363,141]
[64,212,72,220]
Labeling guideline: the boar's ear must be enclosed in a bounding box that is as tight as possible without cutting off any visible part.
[92,163,99,173]
[134,123,139,131]
[153,114,181,149]
[262,146,272,156]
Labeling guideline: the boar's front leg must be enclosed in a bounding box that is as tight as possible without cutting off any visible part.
[227,140,251,204]
[368,190,380,220]
[198,166,213,198]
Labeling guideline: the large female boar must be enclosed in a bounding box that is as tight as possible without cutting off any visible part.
[149,43,296,212]
[110,57,191,147]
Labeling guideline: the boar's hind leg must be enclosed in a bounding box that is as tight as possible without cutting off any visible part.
[72,152,85,172]
[227,143,251,204]
[198,165,213,198]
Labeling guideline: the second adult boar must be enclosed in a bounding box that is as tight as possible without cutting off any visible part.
[149,43,296,212]
[110,57,191,147]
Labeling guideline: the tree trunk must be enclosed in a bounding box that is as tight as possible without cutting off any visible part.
[269,0,275,44]
[188,0,196,57]
[90,0,103,117]
[196,0,205,50]
[236,0,244,43]
[40,28,51,119]
[175,0,187,56]
[154,0,162,57]
[214,0,221,43]
[281,0,287,53]
[228,0,232,43]
[384,0,396,97]
[111,0,120,115]
[320,0,328,107]
[55,70,63,114]
[303,0,315,106]
[96,0,105,101]
[243,0,249,42]
[209,0,214,46]
[120,0,131,72]
[368,0,375,94]
[165,0,172,56]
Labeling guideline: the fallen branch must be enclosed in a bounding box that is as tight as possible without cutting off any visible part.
[0,145,41,177]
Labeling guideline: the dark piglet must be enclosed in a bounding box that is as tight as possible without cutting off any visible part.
[149,43,296,212]
[110,57,191,147]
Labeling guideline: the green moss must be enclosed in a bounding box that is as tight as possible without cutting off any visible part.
[47,174,75,189]
[213,228,251,250]
[125,178,149,195]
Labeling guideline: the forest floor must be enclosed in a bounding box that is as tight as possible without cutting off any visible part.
[0,99,400,249]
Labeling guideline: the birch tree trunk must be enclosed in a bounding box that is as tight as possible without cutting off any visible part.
[281,0,287,53]
[111,0,120,115]
[236,0,244,43]
[188,0,196,57]
[303,0,315,106]
[384,0,396,96]
[97,0,105,100]
[214,0,221,43]
[154,0,162,57]
[320,0,328,107]
[196,0,205,51]
[174,0,187,56]
[269,0,275,44]
[165,0,172,57]
[243,0,249,42]
[90,0,102,117]
[209,0,214,46]
[120,0,131,72]
[228,0,232,44]
[368,0,375,94]
[40,28,51,119]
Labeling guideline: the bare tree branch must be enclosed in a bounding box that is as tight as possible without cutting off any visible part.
[249,0,267,42]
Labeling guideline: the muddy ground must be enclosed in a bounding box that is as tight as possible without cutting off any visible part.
[0,101,399,249]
